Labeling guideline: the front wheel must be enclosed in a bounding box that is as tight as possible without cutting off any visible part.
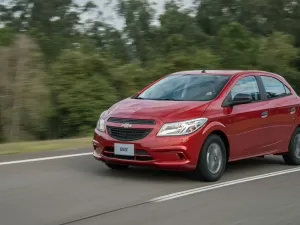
[283,127,300,165]
[105,163,129,170]
[193,134,227,182]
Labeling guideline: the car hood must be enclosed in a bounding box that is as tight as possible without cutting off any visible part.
[106,98,211,123]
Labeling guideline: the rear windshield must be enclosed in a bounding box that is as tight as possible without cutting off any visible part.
[136,74,232,101]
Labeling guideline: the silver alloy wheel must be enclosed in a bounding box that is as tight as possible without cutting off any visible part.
[294,134,300,159]
[206,143,223,174]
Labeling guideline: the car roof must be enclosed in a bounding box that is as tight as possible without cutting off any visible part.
[172,70,279,77]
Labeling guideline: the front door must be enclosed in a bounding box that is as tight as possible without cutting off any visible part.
[223,75,273,159]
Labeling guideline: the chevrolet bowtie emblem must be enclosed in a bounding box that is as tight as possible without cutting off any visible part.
[121,123,132,128]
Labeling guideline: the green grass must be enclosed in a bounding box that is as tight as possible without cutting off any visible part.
[0,137,92,155]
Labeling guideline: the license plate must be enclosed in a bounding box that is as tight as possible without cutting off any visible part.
[114,143,134,156]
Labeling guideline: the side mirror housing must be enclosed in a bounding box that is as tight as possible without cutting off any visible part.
[223,93,252,107]
[230,93,252,106]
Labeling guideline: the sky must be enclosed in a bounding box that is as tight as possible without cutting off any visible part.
[76,0,195,28]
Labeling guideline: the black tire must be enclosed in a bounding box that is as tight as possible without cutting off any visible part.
[282,127,300,165]
[193,134,227,182]
[105,163,129,170]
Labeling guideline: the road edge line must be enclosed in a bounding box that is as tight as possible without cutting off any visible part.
[0,153,92,166]
[150,167,300,202]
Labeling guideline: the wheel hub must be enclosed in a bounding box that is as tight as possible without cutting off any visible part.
[206,143,222,174]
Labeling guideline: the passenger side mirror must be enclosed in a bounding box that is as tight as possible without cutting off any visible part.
[230,93,252,106]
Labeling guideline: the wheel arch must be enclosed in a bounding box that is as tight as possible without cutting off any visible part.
[289,124,300,143]
[208,130,230,162]
[201,121,230,162]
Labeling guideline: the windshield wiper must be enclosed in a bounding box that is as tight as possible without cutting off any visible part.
[155,98,180,101]
[133,96,180,101]
[132,96,144,99]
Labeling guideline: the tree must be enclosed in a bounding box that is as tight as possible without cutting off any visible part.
[0,26,16,46]
[216,22,259,69]
[147,48,220,83]
[257,32,299,85]
[156,0,208,55]
[86,22,130,63]
[0,34,50,141]
[2,0,98,62]
[115,0,156,63]
[1,0,300,143]
[50,50,118,137]
[111,62,147,99]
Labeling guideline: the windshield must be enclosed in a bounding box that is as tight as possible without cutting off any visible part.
[136,74,232,101]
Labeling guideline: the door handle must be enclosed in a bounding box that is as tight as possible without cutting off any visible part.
[290,107,296,114]
[261,111,268,118]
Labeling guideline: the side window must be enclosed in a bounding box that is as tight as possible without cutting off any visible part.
[261,76,290,99]
[230,76,261,101]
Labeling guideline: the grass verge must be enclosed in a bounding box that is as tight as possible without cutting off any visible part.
[0,137,91,155]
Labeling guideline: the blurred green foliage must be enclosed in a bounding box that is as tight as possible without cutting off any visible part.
[1,0,300,142]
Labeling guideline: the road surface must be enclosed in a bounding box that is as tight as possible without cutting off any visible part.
[0,149,299,225]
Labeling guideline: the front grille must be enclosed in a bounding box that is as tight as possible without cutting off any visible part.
[107,126,152,141]
[103,147,153,161]
[107,117,156,125]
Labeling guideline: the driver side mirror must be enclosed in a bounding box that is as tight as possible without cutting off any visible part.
[222,93,253,107]
[230,93,252,106]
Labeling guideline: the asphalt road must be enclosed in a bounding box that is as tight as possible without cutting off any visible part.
[0,149,300,225]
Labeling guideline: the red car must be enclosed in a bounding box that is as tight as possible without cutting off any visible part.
[93,70,300,182]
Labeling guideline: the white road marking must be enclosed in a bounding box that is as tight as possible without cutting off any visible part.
[0,153,92,166]
[150,167,300,203]
[2,151,300,203]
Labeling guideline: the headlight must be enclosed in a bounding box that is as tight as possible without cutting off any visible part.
[96,110,108,132]
[157,118,208,136]
[96,118,105,132]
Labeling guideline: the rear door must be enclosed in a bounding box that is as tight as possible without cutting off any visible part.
[223,75,273,159]
[259,75,298,152]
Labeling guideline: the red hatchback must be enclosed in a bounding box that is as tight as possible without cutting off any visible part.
[93,70,300,182]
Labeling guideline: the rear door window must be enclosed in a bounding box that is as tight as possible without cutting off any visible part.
[261,76,291,99]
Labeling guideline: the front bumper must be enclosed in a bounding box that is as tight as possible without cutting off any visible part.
[92,128,204,171]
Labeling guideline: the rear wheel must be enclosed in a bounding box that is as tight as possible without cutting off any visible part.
[105,163,129,170]
[193,134,227,182]
[283,128,300,165]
